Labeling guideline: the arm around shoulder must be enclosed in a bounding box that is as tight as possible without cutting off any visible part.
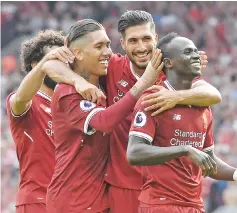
[177,79,222,106]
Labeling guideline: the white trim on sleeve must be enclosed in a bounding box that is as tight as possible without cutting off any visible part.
[84,108,105,135]
[129,131,153,144]
[203,145,214,152]
[10,94,32,118]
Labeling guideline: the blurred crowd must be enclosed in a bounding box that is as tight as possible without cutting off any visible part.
[1,2,237,213]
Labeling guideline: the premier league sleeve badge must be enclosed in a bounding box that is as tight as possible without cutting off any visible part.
[80,100,96,112]
[134,111,147,128]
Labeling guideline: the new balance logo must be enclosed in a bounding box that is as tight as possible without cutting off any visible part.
[173,114,181,120]
[118,79,128,87]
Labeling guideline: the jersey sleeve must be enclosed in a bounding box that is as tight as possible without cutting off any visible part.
[202,107,215,152]
[6,92,32,120]
[129,96,156,144]
[58,92,105,135]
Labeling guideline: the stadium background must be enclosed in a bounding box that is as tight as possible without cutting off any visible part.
[1,1,237,213]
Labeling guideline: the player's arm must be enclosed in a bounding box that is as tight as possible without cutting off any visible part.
[10,47,76,115]
[42,60,106,104]
[127,136,217,177]
[205,148,237,181]
[177,79,222,106]
[127,135,189,165]
[142,80,222,116]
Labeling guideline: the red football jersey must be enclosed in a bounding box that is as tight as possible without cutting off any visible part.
[6,91,55,206]
[47,84,110,213]
[129,80,214,211]
[105,54,142,189]
[105,54,167,189]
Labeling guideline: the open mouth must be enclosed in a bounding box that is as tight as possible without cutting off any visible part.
[134,52,150,61]
[99,59,109,67]
[191,61,201,67]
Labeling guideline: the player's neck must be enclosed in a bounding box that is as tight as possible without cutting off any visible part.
[130,62,145,78]
[167,73,193,90]
[74,66,99,86]
[39,84,54,97]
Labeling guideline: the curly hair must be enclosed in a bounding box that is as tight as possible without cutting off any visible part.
[20,29,65,73]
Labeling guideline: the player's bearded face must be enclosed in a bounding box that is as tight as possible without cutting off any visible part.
[121,23,158,70]
[168,37,202,77]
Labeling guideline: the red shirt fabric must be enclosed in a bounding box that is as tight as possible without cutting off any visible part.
[105,54,168,190]
[47,84,109,213]
[105,54,142,189]
[129,80,214,211]
[6,91,55,206]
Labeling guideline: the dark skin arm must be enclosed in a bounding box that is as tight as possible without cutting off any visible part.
[127,135,217,178]
[206,148,236,181]
[127,135,189,165]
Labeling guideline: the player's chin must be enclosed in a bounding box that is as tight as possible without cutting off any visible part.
[98,68,108,76]
[135,61,149,70]
[192,70,202,77]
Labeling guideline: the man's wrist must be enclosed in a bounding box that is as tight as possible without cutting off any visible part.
[176,90,186,104]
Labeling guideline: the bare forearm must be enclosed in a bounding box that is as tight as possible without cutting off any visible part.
[42,60,87,86]
[130,81,149,99]
[14,57,48,104]
[177,86,221,106]
[127,136,188,165]
[209,156,236,181]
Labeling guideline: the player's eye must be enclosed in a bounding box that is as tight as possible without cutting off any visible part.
[184,49,191,55]
[95,45,102,49]
[129,39,136,43]
[144,37,151,42]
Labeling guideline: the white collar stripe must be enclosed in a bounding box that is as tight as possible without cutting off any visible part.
[164,80,175,91]
[129,62,140,81]
[37,91,51,102]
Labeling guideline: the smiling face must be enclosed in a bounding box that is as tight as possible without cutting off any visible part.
[120,22,158,70]
[166,37,202,77]
[73,29,112,76]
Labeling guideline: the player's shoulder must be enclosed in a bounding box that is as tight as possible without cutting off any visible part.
[54,83,78,98]
[109,53,129,67]
[134,90,154,111]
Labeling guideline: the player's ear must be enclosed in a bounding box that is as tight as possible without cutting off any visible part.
[163,58,172,69]
[120,38,126,51]
[72,48,83,61]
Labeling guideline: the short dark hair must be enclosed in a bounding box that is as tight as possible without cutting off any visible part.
[20,29,64,73]
[157,32,179,58]
[157,32,179,74]
[118,10,155,37]
[67,19,104,45]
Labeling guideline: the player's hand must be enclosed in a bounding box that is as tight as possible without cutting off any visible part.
[199,51,208,72]
[186,146,217,177]
[141,49,164,86]
[141,85,180,116]
[46,46,75,64]
[74,79,106,105]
